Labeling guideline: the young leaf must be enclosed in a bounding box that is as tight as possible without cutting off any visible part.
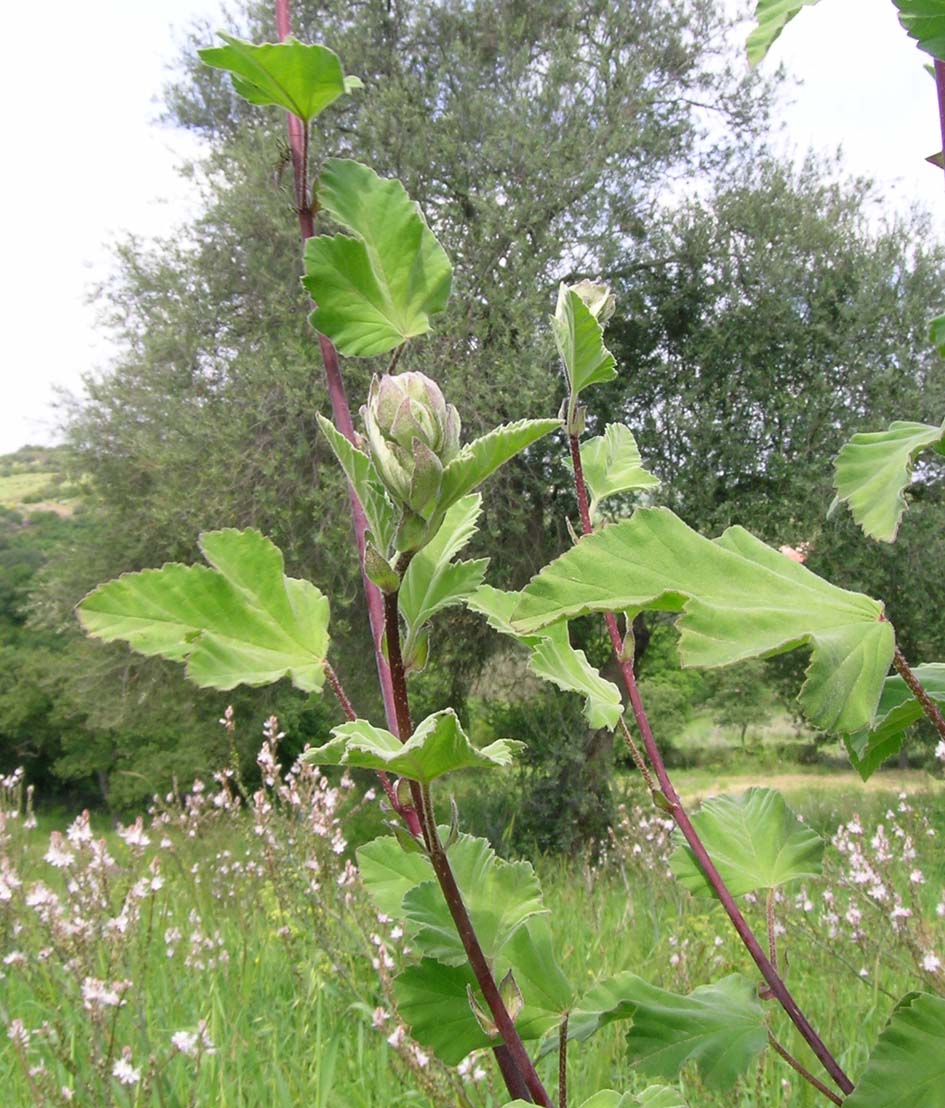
[315,413,395,553]
[832,418,945,542]
[198,34,361,122]
[302,709,523,782]
[893,0,945,60]
[669,788,824,899]
[844,993,945,1107]
[843,663,945,781]
[399,495,488,656]
[551,285,616,398]
[302,159,452,356]
[437,419,560,511]
[402,834,547,965]
[512,507,894,734]
[78,529,330,693]
[581,424,660,518]
[745,0,824,66]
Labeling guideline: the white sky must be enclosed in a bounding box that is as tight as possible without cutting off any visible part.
[1,0,942,455]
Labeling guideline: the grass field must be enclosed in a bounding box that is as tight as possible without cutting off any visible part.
[1,755,942,1107]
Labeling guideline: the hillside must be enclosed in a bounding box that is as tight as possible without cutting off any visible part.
[0,444,83,517]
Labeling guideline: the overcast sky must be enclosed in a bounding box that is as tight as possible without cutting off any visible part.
[2,0,942,455]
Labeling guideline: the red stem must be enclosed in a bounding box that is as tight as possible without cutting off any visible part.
[275,0,400,739]
[568,434,854,1098]
[384,589,554,1106]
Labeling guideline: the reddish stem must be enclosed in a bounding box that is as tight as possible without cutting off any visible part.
[275,0,400,739]
[384,589,553,1106]
[893,646,945,743]
[568,434,853,1099]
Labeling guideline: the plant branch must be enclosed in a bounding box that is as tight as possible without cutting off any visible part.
[893,646,945,743]
[768,1033,843,1106]
[558,1017,568,1108]
[275,0,400,740]
[766,888,779,976]
[384,586,554,1106]
[935,60,945,196]
[567,433,854,1099]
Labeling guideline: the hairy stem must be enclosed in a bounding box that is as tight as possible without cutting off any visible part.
[893,646,945,743]
[558,1017,569,1108]
[768,1034,843,1106]
[766,888,779,976]
[568,433,853,1098]
[275,0,399,738]
[384,588,554,1106]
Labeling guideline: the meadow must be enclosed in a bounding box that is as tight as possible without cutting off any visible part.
[1,716,942,1108]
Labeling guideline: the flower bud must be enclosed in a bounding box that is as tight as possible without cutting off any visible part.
[361,372,461,518]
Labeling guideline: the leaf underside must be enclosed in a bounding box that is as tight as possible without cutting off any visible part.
[77,529,330,693]
[512,507,893,734]
[832,418,945,542]
[670,788,824,899]
[552,286,616,397]
[745,0,824,66]
[893,0,945,60]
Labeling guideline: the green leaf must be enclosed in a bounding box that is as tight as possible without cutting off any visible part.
[78,529,329,693]
[570,973,766,1090]
[833,418,945,542]
[843,664,945,780]
[198,34,361,122]
[356,835,434,917]
[893,0,945,60]
[468,586,622,729]
[669,788,824,899]
[403,834,547,965]
[636,1089,688,1108]
[745,0,824,66]
[503,916,573,1014]
[437,419,560,512]
[394,955,562,1066]
[315,413,395,553]
[303,709,523,782]
[529,621,624,730]
[551,286,616,397]
[512,507,893,733]
[845,993,945,1107]
[399,495,488,656]
[581,424,660,518]
[302,159,452,356]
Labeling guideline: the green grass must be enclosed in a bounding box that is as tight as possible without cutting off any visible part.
[1,769,942,1107]
[0,470,59,507]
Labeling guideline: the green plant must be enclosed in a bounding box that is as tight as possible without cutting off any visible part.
[68,5,945,1106]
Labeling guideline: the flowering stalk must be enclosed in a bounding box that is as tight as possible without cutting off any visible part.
[567,432,854,1099]
[274,0,399,738]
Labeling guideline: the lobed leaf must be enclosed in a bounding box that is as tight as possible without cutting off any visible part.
[669,788,824,899]
[843,663,945,780]
[198,34,361,122]
[78,529,329,693]
[315,413,395,552]
[356,835,434,918]
[511,507,893,734]
[845,993,945,1107]
[302,159,452,356]
[745,0,824,66]
[581,424,660,518]
[302,709,523,782]
[832,418,945,542]
[437,419,560,512]
[567,972,766,1089]
[468,585,623,730]
[551,286,616,397]
[893,0,945,60]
